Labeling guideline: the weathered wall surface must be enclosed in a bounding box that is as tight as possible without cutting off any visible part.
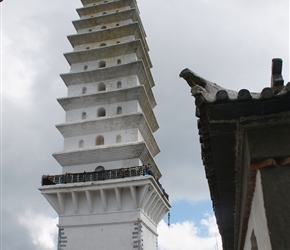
[261,166,290,250]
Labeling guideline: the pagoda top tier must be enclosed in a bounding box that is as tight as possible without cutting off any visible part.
[80,0,138,10]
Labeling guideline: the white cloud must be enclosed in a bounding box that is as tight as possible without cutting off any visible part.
[17,212,222,250]
[158,214,222,250]
[18,211,58,250]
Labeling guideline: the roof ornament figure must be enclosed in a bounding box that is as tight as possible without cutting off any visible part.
[179,68,246,103]
[271,58,284,88]
[180,58,290,105]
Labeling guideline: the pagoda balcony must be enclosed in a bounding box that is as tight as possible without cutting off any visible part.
[41,165,169,201]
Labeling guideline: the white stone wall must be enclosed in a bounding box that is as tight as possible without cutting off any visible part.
[70,53,137,73]
[77,20,133,34]
[58,222,137,250]
[142,223,158,250]
[84,0,122,7]
[63,128,139,150]
[138,130,144,141]
[81,6,132,20]
[73,35,136,52]
[243,170,272,250]
[58,220,158,250]
[65,100,140,122]
[67,75,140,97]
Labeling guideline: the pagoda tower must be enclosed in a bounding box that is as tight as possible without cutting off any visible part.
[39,0,170,249]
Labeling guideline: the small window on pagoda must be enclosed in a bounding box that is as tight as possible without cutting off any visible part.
[96,135,104,145]
[98,82,106,91]
[101,25,107,29]
[116,135,122,143]
[116,41,120,44]
[117,81,122,89]
[117,106,122,115]
[86,47,90,50]
[91,15,94,18]
[116,23,120,27]
[82,112,87,120]
[84,65,88,70]
[117,59,121,65]
[79,140,84,148]
[88,29,92,32]
[95,166,105,172]
[99,61,106,68]
[97,107,106,117]
[82,87,87,95]
[100,43,106,47]
[103,1,108,3]
[103,12,107,15]
[116,10,119,13]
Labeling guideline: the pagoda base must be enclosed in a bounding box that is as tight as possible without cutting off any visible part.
[39,176,170,250]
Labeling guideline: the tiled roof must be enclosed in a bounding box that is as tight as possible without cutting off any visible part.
[180,58,290,106]
[180,59,290,250]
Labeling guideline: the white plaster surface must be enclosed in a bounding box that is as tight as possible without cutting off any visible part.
[63,128,139,150]
[243,170,272,250]
[70,53,137,73]
[77,19,133,34]
[65,100,140,121]
[67,75,139,97]
[80,6,131,20]
[73,35,135,52]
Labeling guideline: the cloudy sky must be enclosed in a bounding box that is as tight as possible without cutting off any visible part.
[1,0,289,249]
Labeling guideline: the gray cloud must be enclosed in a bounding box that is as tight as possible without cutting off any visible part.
[1,0,289,248]
[1,208,36,250]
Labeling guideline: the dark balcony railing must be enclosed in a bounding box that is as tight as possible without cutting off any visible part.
[42,166,145,185]
[41,165,169,200]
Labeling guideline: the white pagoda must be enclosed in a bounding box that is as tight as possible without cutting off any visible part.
[39,0,170,249]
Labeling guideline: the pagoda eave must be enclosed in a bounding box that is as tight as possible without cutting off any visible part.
[57,86,159,132]
[60,61,156,107]
[68,22,149,51]
[56,113,160,156]
[73,8,137,30]
[64,39,152,68]
[53,141,161,176]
